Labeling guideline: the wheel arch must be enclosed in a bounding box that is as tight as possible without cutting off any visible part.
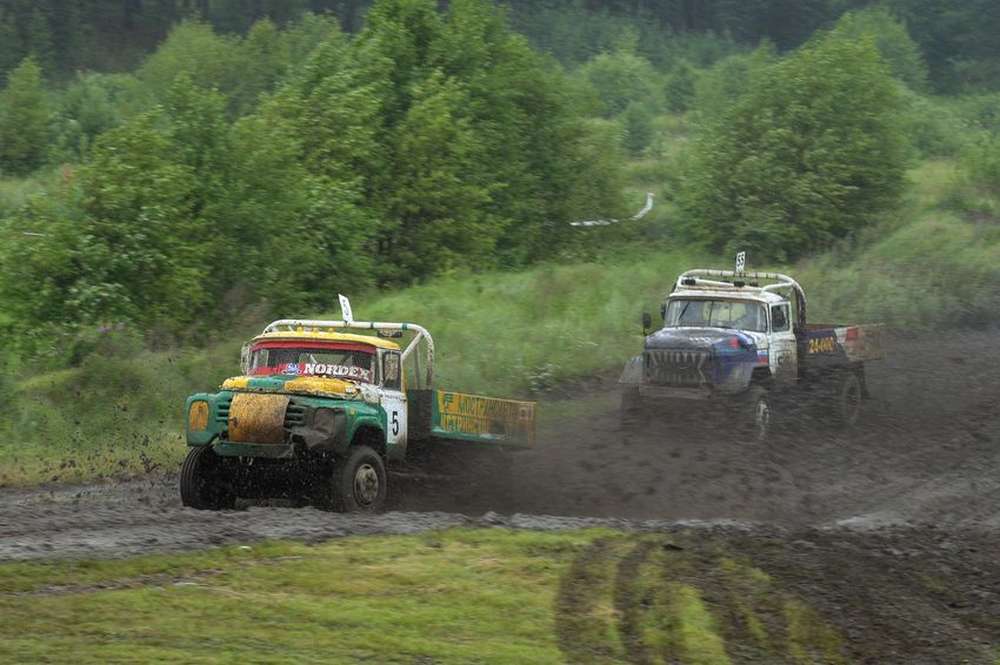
[350,423,386,457]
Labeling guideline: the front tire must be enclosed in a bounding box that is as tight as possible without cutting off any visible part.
[744,386,772,443]
[327,445,388,513]
[180,445,236,510]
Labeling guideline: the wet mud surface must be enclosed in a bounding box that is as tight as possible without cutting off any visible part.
[2,331,1000,661]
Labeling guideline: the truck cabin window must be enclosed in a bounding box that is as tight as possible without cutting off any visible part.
[248,342,375,382]
[664,299,767,333]
[382,352,401,390]
[771,304,790,332]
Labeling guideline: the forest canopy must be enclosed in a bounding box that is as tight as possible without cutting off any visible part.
[0,0,995,356]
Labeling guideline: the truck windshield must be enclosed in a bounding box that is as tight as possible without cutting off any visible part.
[664,299,767,333]
[249,342,375,382]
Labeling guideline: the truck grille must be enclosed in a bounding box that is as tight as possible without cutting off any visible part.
[644,350,713,387]
[216,397,232,426]
[284,401,307,428]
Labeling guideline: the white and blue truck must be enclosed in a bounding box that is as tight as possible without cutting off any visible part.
[620,266,883,440]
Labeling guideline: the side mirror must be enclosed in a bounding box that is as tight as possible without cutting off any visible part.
[642,312,652,333]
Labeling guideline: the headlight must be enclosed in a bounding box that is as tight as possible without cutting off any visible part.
[313,407,341,434]
[188,401,210,432]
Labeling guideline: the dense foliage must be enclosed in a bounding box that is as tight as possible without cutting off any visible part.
[679,29,907,261]
[0,0,626,349]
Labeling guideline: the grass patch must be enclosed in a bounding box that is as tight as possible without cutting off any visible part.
[0,529,850,664]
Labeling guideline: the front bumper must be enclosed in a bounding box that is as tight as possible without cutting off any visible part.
[212,441,297,459]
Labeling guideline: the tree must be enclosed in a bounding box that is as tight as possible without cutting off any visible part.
[26,7,56,74]
[832,6,929,91]
[621,101,654,155]
[577,46,660,117]
[0,57,50,175]
[0,10,21,81]
[51,73,125,162]
[136,21,241,108]
[386,71,497,280]
[663,60,696,112]
[679,33,908,261]
[76,110,207,328]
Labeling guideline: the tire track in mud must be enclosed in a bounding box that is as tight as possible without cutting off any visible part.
[553,531,999,664]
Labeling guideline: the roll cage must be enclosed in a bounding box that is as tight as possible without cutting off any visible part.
[673,269,808,331]
[245,319,436,389]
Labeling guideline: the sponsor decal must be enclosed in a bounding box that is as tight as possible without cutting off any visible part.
[437,391,535,438]
[808,336,837,354]
[303,363,372,382]
[282,363,301,376]
[756,349,769,365]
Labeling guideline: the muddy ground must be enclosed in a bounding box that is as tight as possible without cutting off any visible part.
[2,331,1000,662]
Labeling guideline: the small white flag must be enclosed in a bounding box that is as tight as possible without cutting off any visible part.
[735,251,747,274]
[338,294,354,324]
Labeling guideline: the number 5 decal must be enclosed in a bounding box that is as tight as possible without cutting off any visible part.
[391,411,399,436]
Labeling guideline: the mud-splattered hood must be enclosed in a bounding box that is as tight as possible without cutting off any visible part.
[220,375,369,401]
[644,327,761,351]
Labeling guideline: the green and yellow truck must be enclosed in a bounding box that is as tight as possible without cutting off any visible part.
[182,317,535,512]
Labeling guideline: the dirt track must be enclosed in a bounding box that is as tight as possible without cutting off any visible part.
[2,331,1000,662]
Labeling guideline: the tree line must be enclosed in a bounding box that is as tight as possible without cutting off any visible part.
[3,1,1000,92]
[2,0,993,359]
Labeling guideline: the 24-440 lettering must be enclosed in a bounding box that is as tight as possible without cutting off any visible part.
[808,337,837,354]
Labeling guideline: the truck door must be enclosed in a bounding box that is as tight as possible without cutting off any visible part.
[379,350,408,450]
[769,302,797,383]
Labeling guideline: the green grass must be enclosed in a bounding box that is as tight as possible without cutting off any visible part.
[797,158,1000,327]
[0,529,849,664]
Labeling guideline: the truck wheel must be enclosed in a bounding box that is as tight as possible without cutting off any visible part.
[744,386,772,443]
[179,446,236,510]
[835,371,864,428]
[329,445,387,513]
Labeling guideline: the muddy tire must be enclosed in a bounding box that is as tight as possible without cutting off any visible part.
[835,371,864,428]
[743,386,773,443]
[326,445,388,513]
[179,446,236,510]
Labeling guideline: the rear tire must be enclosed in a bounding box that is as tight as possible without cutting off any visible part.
[835,371,864,428]
[326,445,388,513]
[180,446,236,510]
